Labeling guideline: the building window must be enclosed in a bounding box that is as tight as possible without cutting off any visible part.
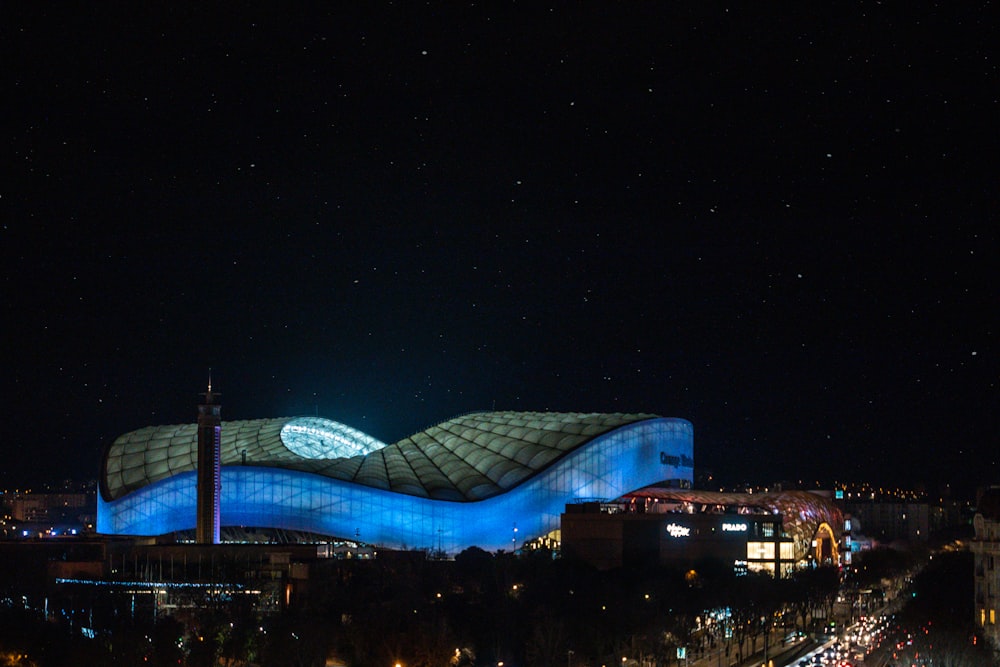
[747,542,774,560]
[747,561,775,575]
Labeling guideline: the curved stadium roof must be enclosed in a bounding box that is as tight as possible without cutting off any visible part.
[98,411,694,552]
[102,411,660,503]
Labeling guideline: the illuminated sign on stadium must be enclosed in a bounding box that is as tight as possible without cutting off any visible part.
[666,523,691,538]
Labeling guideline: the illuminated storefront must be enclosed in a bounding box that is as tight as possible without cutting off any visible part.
[562,489,841,575]
[562,505,797,574]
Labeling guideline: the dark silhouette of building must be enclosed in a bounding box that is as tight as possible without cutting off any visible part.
[973,485,1000,653]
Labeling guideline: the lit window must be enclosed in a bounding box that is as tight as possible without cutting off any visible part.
[747,542,774,560]
[747,561,775,574]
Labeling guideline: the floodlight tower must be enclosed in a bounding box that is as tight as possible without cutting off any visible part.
[196,372,222,544]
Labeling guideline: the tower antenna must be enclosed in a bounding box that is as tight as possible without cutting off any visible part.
[202,368,220,404]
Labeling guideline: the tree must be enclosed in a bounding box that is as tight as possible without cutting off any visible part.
[850,547,914,589]
[786,566,839,633]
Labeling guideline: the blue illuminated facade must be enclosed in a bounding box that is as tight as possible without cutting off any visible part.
[99,412,693,554]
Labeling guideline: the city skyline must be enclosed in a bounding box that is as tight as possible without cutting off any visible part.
[5,5,997,494]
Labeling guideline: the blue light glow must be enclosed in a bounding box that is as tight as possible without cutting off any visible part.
[99,418,693,553]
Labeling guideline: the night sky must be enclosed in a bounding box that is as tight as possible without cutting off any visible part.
[5,4,998,495]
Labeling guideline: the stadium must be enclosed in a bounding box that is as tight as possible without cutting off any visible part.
[98,411,695,554]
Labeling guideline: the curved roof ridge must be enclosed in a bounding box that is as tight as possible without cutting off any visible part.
[437,418,557,486]
[101,411,663,502]
[420,423,500,500]
[436,420,525,488]
[396,432,458,500]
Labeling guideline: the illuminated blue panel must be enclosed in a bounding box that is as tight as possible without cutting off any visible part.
[98,418,693,553]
